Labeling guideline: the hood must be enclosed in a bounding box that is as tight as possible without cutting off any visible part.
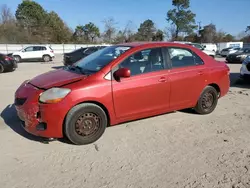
[29,68,87,89]
[229,52,244,56]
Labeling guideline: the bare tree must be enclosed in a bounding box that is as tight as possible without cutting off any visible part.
[102,17,117,43]
[0,4,14,24]
[164,25,177,41]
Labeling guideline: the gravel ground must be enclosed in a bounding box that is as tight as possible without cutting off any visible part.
[1,56,250,188]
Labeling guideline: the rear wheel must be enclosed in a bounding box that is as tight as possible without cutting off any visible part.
[0,63,4,73]
[43,55,51,62]
[194,86,218,114]
[64,103,107,145]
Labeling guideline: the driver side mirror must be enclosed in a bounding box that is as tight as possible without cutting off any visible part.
[114,68,131,81]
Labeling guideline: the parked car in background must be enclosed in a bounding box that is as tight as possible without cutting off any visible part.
[201,43,217,52]
[0,53,18,73]
[240,55,250,80]
[14,42,230,145]
[217,42,243,53]
[11,45,55,63]
[186,43,216,58]
[63,46,107,66]
[220,47,241,57]
[226,48,250,63]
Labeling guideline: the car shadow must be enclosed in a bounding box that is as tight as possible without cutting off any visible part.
[230,73,250,89]
[0,104,62,144]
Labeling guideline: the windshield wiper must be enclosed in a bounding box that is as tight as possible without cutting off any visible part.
[68,65,96,75]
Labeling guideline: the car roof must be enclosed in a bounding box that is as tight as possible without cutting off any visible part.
[117,41,192,48]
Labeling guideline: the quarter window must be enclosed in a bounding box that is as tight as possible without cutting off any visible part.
[168,47,204,68]
[118,48,165,76]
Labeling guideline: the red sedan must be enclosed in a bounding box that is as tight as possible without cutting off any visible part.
[14,42,230,145]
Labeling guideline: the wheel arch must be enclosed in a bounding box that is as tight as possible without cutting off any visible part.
[208,83,221,97]
[63,100,111,136]
[43,54,52,58]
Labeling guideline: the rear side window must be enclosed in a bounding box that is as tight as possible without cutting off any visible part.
[33,46,42,51]
[167,47,204,68]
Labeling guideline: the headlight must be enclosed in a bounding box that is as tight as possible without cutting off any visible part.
[39,88,71,104]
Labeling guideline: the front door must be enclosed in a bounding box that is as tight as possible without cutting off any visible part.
[111,47,171,120]
[22,46,35,59]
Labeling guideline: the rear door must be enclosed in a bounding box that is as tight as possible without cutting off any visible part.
[33,46,44,58]
[111,47,171,120]
[166,47,208,109]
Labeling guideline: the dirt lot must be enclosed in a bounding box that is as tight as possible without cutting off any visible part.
[1,56,250,188]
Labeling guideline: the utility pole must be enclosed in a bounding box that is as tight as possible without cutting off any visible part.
[197,21,202,43]
[198,21,202,30]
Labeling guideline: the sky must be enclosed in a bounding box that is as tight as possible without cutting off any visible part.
[2,0,250,36]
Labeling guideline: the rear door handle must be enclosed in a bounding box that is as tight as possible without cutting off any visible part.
[158,77,167,82]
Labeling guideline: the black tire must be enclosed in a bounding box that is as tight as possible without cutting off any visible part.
[0,63,4,73]
[194,86,218,115]
[64,103,107,145]
[13,55,21,63]
[43,55,51,62]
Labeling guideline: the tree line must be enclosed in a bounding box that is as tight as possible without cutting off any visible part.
[0,0,249,44]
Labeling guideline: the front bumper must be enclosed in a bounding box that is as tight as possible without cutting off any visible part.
[226,56,243,63]
[14,81,66,138]
[240,64,250,79]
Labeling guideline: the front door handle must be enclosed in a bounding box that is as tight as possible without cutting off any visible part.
[197,71,204,75]
[158,77,167,82]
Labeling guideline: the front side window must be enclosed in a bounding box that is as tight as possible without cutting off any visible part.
[168,47,203,68]
[24,47,34,52]
[74,45,132,72]
[118,47,164,76]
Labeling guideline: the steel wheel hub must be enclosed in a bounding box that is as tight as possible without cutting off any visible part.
[75,113,100,136]
[202,92,214,109]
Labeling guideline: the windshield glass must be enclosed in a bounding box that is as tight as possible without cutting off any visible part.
[237,48,249,53]
[74,45,132,72]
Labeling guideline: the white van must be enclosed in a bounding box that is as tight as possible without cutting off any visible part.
[201,43,217,52]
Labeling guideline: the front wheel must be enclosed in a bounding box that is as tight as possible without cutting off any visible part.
[43,55,51,62]
[194,86,218,114]
[13,56,21,63]
[64,103,107,145]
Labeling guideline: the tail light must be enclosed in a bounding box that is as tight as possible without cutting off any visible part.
[4,56,12,61]
[50,50,54,53]
[224,63,230,75]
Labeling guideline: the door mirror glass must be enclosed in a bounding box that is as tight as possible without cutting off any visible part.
[114,68,131,79]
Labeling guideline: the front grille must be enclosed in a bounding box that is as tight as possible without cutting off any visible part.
[15,98,27,106]
[247,63,250,71]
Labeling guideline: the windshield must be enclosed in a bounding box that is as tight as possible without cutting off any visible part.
[237,48,250,53]
[74,45,132,72]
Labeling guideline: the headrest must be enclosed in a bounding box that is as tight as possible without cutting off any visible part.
[133,51,143,60]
